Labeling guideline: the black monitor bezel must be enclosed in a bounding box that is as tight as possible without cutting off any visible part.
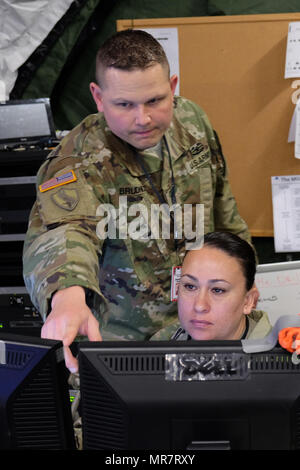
[0,98,56,147]
[0,332,76,450]
[78,340,300,451]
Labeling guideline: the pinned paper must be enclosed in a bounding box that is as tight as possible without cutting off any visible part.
[288,104,297,143]
[296,101,300,159]
[288,100,300,158]
[271,175,300,252]
[285,22,300,79]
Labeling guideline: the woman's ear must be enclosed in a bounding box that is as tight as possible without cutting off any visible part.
[243,286,258,316]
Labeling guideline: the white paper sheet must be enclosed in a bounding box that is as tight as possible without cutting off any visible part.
[272,175,300,252]
[139,28,180,95]
[285,22,300,79]
[288,100,300,158]
[296,101,300,158]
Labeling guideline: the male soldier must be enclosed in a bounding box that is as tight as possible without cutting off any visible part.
[23,29,251,372]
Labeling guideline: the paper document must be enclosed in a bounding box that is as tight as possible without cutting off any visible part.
[139,28,180,95]
[271,175,300,252]
[296,101,300,158]
[288,101,300,158]
[288,104,297,143]
[285,22,300,78]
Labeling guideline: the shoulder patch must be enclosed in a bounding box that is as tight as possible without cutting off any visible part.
[51,188,79,211]
[39,170,77,192]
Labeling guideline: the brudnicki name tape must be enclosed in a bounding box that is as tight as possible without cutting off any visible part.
[39,170,77,193]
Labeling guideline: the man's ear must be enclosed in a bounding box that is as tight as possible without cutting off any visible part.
[243,286,258,316]
[170,74,178,96]
[90,82,104,112]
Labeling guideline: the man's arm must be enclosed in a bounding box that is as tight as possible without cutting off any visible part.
[23,136,108,370]
[23,202,104,371]
[23,201,104,371]
[23,201,104,319]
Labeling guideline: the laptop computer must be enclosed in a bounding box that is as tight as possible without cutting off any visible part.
[0,98,57,150]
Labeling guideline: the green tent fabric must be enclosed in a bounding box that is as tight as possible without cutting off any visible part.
[13,0,217,129]
[211,0,300,16]
[11,0,102,126]
[12,0,300,130]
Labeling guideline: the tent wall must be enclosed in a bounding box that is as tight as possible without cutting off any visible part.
[11,0,300,131]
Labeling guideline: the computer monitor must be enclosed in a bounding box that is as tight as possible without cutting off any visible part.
[0,98,56,149]
[0,333,76,449]
[78,340,300,450]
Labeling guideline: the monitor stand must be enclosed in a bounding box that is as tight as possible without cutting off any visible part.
[187,440,231,450]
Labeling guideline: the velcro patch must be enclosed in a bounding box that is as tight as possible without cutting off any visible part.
[39,170,77,192]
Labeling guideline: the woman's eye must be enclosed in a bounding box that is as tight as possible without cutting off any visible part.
[183,283,197,291]
[211,287,225,294]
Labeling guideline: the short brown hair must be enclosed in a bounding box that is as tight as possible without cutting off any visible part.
[95,29,170,86]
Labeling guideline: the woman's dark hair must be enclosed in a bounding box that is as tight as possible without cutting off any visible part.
[203,231,256,290]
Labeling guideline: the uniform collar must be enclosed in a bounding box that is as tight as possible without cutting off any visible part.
[164,114,199,162]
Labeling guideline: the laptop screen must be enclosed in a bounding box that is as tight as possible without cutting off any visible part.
[0,98,56,148]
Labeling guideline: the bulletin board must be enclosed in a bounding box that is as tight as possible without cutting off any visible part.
[117,13,300,237]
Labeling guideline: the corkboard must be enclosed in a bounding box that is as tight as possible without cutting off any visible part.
[117,13,300,236]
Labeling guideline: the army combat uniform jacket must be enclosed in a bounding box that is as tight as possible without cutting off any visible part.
[23,96,250,340]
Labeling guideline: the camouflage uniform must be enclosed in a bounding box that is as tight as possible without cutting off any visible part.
[150,310,272,341]
[23,96,250,340]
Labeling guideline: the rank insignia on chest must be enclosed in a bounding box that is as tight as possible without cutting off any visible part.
[39,170,77,192]
[190,142,206,155]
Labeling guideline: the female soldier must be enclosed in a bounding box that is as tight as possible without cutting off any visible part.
[152,231,271,340]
